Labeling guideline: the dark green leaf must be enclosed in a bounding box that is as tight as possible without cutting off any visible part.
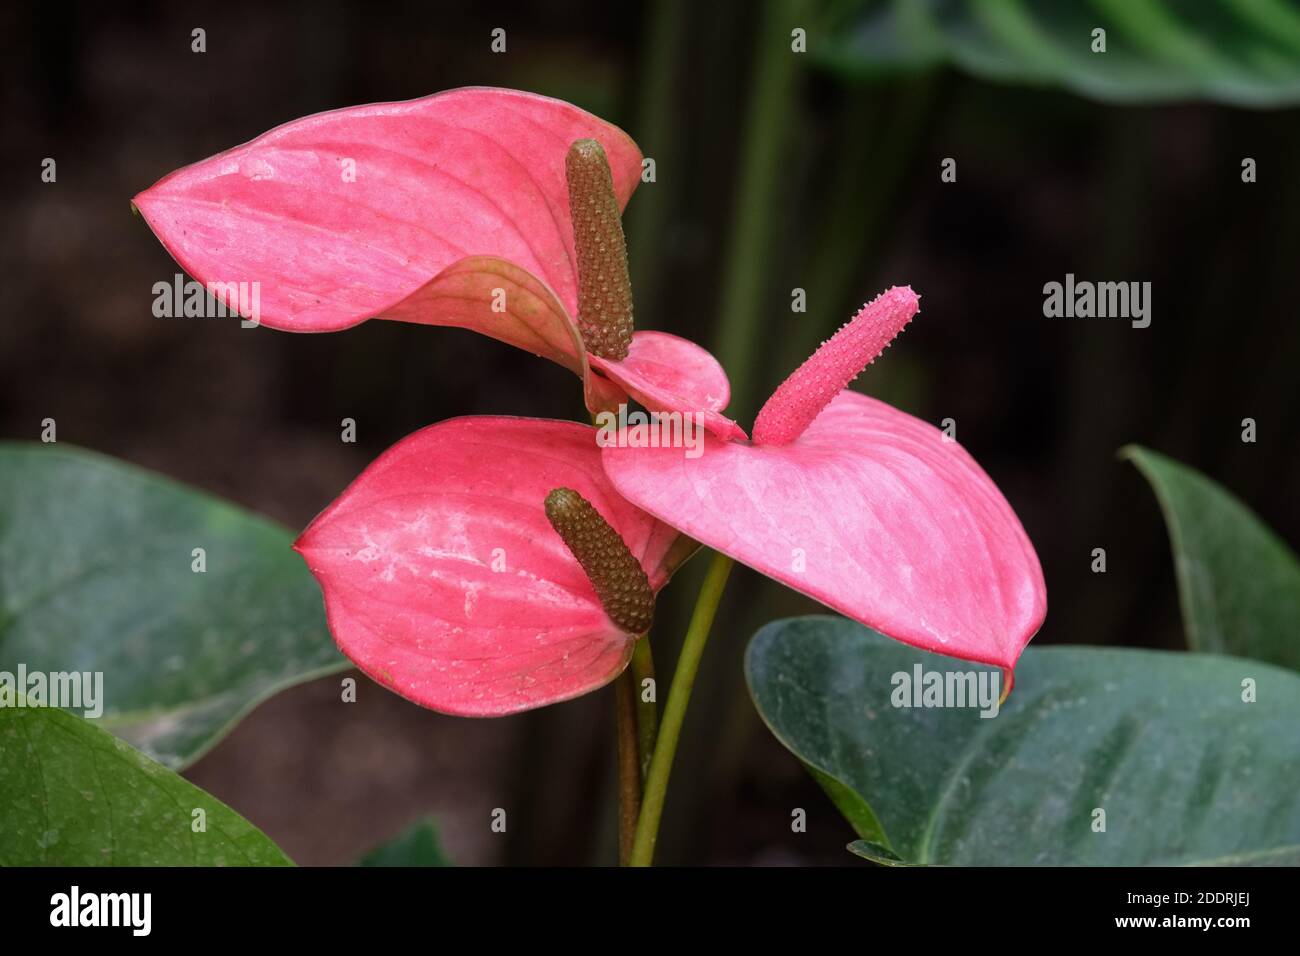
[0,443,347,769]
[747,616,1300,865]
[820,0,1300,106]
[0,702,291,865]
[357,818,452,867]
[1123,445,1300,671]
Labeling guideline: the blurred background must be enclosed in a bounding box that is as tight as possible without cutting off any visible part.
[2,0,1298,865]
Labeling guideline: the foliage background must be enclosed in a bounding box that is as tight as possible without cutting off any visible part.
[1,0,1297,864]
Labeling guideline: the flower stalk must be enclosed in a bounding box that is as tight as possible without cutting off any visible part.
[614,669,641,865]
[630,550,734,866]
[630,638,658,780]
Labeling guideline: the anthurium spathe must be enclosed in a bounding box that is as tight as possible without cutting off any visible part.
[294,416,689,716]
[602,287,1048,678]
[132,87,740,434]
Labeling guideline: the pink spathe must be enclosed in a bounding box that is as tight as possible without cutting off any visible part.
[295,417,687,716]
[134,87,740,434]
[134,87,640,332]
[590,331,748,442]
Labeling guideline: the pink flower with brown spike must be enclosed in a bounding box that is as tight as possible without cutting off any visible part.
[295,417,690,716]
[132,88,742,436]
[602,287,1047,685]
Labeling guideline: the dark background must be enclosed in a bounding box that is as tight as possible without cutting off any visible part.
[2,0,1297,865]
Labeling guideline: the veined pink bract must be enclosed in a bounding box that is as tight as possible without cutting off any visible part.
[133,87,738,431]
[295,417,689,716]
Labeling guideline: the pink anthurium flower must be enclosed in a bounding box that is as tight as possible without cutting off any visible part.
[295,416,693,715]
[601,287,1048,683]
[132,87,742,437]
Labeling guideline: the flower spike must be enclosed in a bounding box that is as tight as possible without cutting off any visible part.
[546,487,655,635]
[753,286,919,445]
[566,138,635,361]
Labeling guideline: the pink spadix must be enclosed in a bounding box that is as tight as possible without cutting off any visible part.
[753,286,919,445]
[602,287,1047,677]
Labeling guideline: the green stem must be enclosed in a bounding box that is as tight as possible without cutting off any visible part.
[630,638,658,781]
[614,669,641,865]
[629,550,734,866]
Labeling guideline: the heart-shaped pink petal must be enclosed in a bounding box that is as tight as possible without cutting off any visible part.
[134,87,738,429]
[133,87,641,332]
[602,390,1047,671]
[296,417,686,716]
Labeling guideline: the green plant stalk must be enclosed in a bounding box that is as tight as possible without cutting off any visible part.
[614,669,641,865]
[589,400,648,865]
[713,0,809,419]
[630,637,658,780]
[629,550,734,866]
